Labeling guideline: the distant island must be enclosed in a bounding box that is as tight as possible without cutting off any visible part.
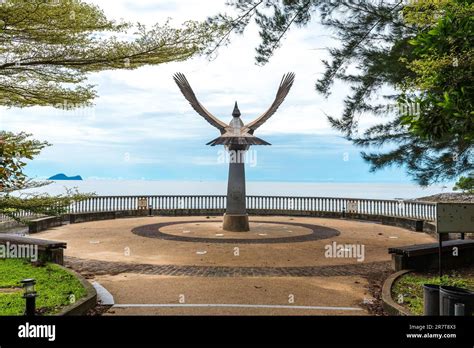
[48,173,83,181]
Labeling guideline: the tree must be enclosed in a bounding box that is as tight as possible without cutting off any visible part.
[0,131,92,221]
[453,174,474,194]
[0,131,49,192]
[209,0,473,185]
[0,0,223,108]
[400,0,473,143]
[0,0,223,220]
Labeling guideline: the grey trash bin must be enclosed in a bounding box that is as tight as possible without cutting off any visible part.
[440,286,474,316]
[423,284,440,316]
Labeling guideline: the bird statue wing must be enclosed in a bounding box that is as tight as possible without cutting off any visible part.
[173,73,228,134]
[244,72,295,134]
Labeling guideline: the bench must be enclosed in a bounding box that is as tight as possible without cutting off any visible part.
[389,240,474,271]
[0,235,67,265]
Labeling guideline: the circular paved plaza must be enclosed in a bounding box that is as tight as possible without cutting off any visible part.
[35,216,436,315]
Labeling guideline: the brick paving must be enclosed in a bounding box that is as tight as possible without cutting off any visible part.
[66,256,391,278]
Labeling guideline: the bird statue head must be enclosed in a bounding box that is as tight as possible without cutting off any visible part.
[232,102,241,118]
[230,102,243,133]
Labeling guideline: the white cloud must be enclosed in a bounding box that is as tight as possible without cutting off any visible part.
[0,0,392,178]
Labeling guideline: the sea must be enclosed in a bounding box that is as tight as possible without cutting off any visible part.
[22,180,452,200]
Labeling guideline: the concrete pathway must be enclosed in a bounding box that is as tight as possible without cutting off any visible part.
[96,274,369,316]
[34,215,436,315]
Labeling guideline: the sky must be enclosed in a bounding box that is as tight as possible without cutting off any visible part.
[0,0,421,184]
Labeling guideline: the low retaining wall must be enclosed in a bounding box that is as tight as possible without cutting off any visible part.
[0,220,24,233]
[1,216,65,235]
[149,209,225,217]
[69,210,152,224]
[56,266,97,316]
[248,210,435,234]
[381,270,414,316]
[28,216,64,234]
[69,209,226,222]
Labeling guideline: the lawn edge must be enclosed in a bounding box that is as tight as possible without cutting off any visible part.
[55,265,97,316]
[381,269,415,316]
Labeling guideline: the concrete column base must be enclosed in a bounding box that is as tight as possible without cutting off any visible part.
[223,214,250,232]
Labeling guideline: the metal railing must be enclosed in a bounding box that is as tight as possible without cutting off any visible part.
[65,195,437,221]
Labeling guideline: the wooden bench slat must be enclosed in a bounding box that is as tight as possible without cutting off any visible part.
[389,240,474,257]
[0,235,66,249]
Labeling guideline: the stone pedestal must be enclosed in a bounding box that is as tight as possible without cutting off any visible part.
[223,214,250,232]
[224,156,250,232]
[223,213,250,232]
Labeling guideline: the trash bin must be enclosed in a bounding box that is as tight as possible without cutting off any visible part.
[440,286,474,316]
[423,284,440,316]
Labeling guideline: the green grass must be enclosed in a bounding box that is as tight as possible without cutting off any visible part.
[393,272,474,315]
[0,259,87,316]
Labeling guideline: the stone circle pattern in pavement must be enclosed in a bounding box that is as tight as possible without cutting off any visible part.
[131,220,340,244]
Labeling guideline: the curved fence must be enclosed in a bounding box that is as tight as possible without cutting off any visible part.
[65,195,437,221]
